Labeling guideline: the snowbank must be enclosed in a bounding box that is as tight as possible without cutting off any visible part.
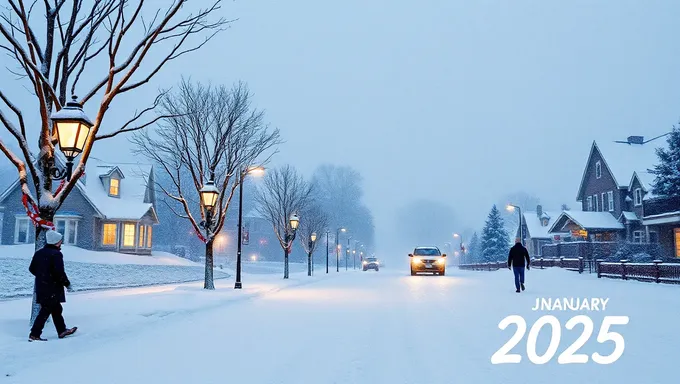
[0,244,199,266]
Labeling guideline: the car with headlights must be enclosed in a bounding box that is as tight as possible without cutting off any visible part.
[362,257,380,271]
[409,247,446,276]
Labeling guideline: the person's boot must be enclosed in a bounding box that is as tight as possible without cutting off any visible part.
[521,283,525,291]
[28,335,47,342]
[515,289,521,293]
[58,327,77,339]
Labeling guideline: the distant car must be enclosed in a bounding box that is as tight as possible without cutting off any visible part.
[409,247,446,276]
[362,257,380,271]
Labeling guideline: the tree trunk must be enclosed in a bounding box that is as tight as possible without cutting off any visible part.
[307,253,312,276]
[30,225,49,326]
[284,248,289,279]
[204,239,215,290]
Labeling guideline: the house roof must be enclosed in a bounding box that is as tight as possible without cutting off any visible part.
[0,157,156,222]
[619,211,640,222]
[576,140,662,201]
[596,140,661,188]
[523,210,561,239]
[83,158,156,221]
[548,211,624,233]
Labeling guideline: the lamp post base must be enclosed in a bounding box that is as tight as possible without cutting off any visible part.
[234,282,242,289]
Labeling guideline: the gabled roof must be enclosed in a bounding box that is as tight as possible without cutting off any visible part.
[84,158,157,222]
[619,211,640,222]
[523,210,561,239]
[548,211,624,233]
[577,140,662,201]
[0,157,156,222]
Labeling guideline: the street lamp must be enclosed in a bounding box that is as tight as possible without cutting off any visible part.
[307,232,317,276]
[453,233,464,263]
[284,213,300,279]
[49,96,93,181]
[325,230,330,274]
[199,175,219,289]
[336,227,346,272]
[346,236,353,271]
[235,166,265,289]
[506,204,524,246]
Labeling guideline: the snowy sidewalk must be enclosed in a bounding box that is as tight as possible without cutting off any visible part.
[0,271,334,379]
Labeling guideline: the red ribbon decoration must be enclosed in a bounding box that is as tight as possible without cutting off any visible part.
[21,179,68,230]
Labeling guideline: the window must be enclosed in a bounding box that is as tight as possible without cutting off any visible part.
[15,218,29,243]
[68,221,77,245]
[146,226,153,248]
[633,231,644,244]
[608,191,614,212]
[601,193,606,213]
[634,188,642,206]
[414,247,441,256]
[109,178,120,197]
[595,161,602,179]
[593,194,599,212]
[56,220,66,238]
[123,223,136,247]
[587,196,593,211]
[139,226,145,247]
[675,229,680,258]
[542,219,549,227]
[102,223,117,246]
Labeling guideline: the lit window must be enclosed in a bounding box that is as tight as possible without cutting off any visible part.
[139,226,145,247]
[15,218,29,243]
[608,191,614,212]
[109,178,120,197]
[634,188,642,206]
[633,231,644,244]
[123,224,136,247]
[675,229,680,258]
[103,223,117,245]
[595,161,602,179]
[146,226,153,248]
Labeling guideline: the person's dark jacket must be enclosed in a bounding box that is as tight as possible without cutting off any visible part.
[507,243,531,268]
[29,245,70,304]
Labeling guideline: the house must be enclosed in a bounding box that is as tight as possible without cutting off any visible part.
[0,158,158,255]
[518,205,566,257]
[556,137,660,243]
[642,195,680,258]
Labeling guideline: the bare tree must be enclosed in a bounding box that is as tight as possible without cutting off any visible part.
[0,0,227,321]
[254,165,313,279]
[298,203,329,276]
[132,80,280,289]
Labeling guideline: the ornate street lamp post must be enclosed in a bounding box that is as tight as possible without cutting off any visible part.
[235,166,264,289]
[284,213,300,279]
[49,96,93,180]
[308,232,317,276]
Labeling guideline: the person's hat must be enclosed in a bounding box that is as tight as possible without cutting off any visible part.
[46,230,63,245]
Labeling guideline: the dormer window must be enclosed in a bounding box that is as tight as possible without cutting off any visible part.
[595,161,602,179]
[109,178,120,197]
[542,219,549,227]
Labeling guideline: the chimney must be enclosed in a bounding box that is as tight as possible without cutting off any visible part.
[536,205,543,218]
[627,136,644,145]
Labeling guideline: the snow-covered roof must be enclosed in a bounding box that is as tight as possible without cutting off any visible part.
[619,211,639,222]
[83,158,156,221]
[548,211,624,232]
[523,210,561,239]
[595,140,661,188]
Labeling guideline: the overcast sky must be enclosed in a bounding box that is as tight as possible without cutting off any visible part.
[3,0,680,252]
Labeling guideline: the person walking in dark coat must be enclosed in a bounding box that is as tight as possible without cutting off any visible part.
[28,230,77,341]
[508,238,530,293]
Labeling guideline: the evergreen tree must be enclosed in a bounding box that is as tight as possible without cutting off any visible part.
[651,126,680,197]
[481,205,510,262]
[468,232,481,263]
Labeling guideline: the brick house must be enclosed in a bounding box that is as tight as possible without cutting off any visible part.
[0,158,159,255]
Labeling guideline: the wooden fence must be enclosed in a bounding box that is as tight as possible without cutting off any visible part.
[459,258,680,285]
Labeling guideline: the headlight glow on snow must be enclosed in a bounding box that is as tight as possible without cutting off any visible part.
[412,258,422,264]
[436,258,446,265]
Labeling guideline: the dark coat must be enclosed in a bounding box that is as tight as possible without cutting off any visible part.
[29,245,71,304]
[507,243,530,268]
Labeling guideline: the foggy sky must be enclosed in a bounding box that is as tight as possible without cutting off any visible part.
[3,1,680,255]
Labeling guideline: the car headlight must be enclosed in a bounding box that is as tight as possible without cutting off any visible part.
[411,258,422,264]
[436,258,446,265]
[362,261,367,265]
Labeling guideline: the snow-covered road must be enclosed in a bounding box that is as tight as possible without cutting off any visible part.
[1,267,678,384]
